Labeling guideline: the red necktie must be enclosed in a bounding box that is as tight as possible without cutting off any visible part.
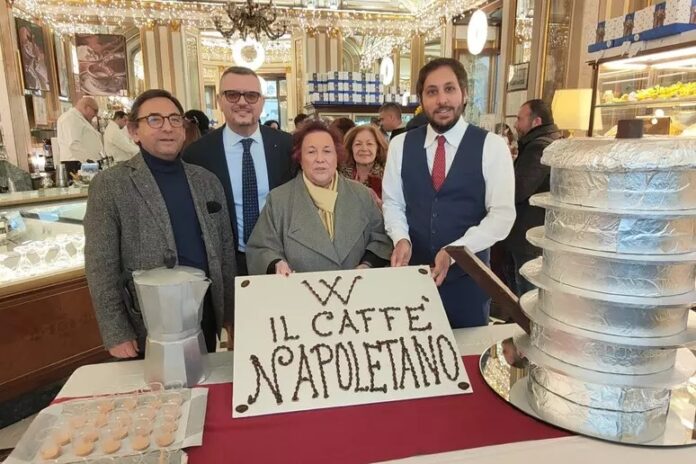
[432,135,446,191]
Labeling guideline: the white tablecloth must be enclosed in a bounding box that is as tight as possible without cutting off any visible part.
[58,324,694,463]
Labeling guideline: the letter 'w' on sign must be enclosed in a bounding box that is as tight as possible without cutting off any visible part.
[232,267,471,418]
[301,276,363,306]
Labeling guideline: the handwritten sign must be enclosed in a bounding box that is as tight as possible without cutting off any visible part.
[232,266,471,418]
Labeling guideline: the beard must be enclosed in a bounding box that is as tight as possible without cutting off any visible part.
[425,102,467,133]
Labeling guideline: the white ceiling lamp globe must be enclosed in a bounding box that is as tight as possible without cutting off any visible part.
[232,38,266,71]
[380,57,395,86]
[467,9,488,55]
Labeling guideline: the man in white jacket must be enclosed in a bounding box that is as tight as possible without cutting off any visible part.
[104,111,139,162]
[57,97,103,163]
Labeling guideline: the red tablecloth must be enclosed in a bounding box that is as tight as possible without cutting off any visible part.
[187,355,569,463]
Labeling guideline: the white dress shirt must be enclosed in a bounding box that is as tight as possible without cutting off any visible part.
[56,107,103,163]
[382,116,516,254]
[103,121,139,162]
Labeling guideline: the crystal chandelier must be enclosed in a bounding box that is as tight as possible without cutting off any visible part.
[213,0,288,42]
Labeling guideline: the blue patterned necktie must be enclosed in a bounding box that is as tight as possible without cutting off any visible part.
[241,138,259,244]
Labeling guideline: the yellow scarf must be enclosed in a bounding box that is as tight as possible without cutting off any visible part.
[303,171,338,241]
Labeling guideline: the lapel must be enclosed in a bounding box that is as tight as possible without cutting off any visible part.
[260,125,280,188]
[333,177,369,264]
[125,154,176,251]
[183,164,218,260]
[287,175,341,265]
[214,126,238,249]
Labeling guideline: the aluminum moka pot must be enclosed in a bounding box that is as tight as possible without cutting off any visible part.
[132,266,210,387]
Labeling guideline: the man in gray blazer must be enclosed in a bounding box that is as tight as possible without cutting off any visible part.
[84,89,236,359]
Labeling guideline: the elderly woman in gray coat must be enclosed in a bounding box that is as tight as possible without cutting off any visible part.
[246,120,392,275]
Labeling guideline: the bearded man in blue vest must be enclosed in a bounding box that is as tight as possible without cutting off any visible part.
[383,58,516,328]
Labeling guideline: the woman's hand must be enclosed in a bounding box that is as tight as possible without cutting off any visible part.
[275,260,293,276]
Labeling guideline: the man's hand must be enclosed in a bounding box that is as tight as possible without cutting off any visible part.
[275,260,293,276]
[109,339,139,358]
[431,249,452,287]
[224,322,234,351]
[391,239,412,267]
[356,263,370,270]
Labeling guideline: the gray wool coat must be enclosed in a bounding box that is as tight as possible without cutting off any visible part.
[83,154,236,349]
[246,174,393,275]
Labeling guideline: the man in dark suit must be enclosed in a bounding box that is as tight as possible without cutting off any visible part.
[503,99,561,296]
[379,102,407,140]
[183,66,293,275]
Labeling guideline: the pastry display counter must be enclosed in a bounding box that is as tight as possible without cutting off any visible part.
[0,189,110,403]
[590,44,696,136]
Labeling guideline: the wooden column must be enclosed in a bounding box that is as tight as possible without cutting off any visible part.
[410,35,424,94]
[0,0,32,168]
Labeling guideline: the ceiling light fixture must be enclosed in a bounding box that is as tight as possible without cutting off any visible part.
[214,0,287,42]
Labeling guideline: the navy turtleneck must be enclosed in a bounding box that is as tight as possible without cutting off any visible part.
[142,149,208,273]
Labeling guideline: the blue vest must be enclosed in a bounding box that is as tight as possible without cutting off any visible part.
[402,124,491,327]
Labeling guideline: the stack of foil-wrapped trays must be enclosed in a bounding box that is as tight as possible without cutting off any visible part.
[515,137,696,444]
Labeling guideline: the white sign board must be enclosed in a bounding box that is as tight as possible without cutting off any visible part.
[232,266,472,418]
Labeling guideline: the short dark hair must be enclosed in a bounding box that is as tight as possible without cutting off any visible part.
[113,110,127,120]
[263,119,280,129]
[523,99,554,125]
[294,113,309,127]
[416,58,468,101]
[379,102,402,118]
[220,66,259,84]
[291,119,347,166]
[329,117,355,138]
[184,109,210,135]
[128,89,184,123]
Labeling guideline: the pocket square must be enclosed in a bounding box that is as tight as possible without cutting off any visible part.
[207,201,222,213]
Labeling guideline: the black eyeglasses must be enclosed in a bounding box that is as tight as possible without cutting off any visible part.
[136,114,184,129]
[221,90,261,104]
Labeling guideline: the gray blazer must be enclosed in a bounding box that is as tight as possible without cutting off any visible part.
[84,154,236,349]
[246,174,393,275]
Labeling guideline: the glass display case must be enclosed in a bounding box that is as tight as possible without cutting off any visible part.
[0,188,87,291]
[0,188,109,404]
[591,44,696,136]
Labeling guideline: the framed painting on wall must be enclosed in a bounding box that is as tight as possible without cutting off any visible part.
[75,34,128,96]
[16,18,50,91]
[54,34,70,98]
[508,62,529,92]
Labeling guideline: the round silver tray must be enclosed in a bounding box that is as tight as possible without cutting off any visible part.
[527,227,696,297]
[521,257,696,306]
[520,291,696,348]
[479,339,696,446]
[530,193,696,255]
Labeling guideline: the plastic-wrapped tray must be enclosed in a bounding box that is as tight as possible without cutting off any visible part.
[5,388,208,464]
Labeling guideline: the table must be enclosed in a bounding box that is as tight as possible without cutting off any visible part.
[58,324,694,463]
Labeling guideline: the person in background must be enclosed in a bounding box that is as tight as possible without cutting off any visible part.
[246,120,392,275]
[84,89,236,358]
[184,110,211,135]
[495,123,517,161]
[379,103,406,140]
[293,113,309,131]
[104,110,139,162]
[57,96,103,163]
[183,66,293,275]
[383,58,515,328]
[405,106,428,131]
[182,116,202,151]
[329,117,356,141]
[263,120,280,130]
[503,99,562,296]
[340,125,387,203]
